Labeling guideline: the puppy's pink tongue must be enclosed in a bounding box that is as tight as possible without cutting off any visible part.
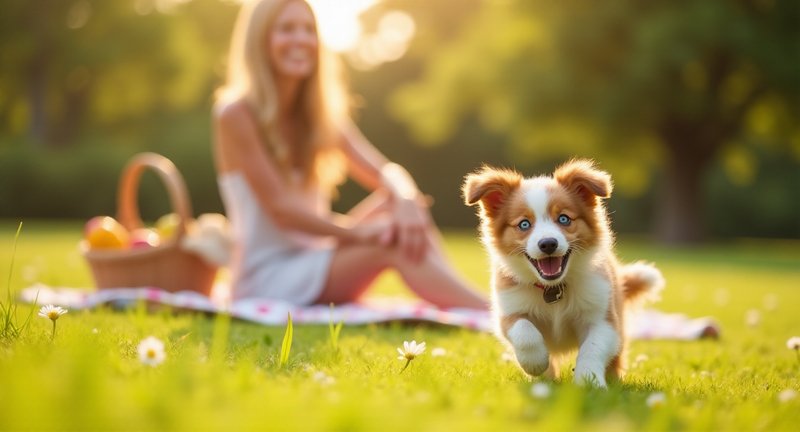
[537,256,563,276]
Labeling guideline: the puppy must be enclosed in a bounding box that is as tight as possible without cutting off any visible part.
[463,159,663,387]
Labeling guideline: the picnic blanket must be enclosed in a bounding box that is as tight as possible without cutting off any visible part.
[20,283,720,340]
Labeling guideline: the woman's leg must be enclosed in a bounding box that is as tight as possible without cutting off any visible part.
[316,190,489,309]
[348,190,448,258]
[317,242,489,310]
[394,248,489,310]
[345,189,392,223]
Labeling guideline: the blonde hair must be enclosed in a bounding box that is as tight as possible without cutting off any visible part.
[217,0,348,192]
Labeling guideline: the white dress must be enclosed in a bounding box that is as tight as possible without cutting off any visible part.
[217,171,335,304]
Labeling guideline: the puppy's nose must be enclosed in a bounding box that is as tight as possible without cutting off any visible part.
[538,238,558,255]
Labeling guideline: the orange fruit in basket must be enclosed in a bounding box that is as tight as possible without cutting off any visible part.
[85,216,129,249]
[130,228,161,249]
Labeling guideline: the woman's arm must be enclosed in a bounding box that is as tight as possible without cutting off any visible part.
[213,100,384,245]
[339,120,431,262]
[340,122,420,199]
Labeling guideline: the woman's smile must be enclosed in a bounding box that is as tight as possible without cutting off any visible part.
[268,1,318,79]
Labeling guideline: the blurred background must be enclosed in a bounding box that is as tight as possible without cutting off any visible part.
[1,0,798,244]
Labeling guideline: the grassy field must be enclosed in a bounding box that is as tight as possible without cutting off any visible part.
[1,220,799,431]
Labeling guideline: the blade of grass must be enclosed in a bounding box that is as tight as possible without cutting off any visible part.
[2,224,23,323]
[210,311,231,364]
[328,303,343,350]
[279,312,293,368]
[2,222,35,341]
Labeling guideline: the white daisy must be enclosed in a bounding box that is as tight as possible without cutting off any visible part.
[778,389,797,403]
[312,371,336,386]
[397,340,426,361]
[763,293,779,311]
[38,305,68,321]
[646,392,667,408]
[745,309,761,327]
[633,353,649,368]
[137,336,166,367]
[530,382,551,399]
[787,337,800,351]
[38,305,68,340]
[397,340,426,373]
[431,347,447,357]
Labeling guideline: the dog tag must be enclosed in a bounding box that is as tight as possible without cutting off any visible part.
[543,285,563,304]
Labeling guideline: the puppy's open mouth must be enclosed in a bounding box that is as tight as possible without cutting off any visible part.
[526,249,571,281]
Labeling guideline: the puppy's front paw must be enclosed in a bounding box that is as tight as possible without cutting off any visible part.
[506,319,549,376]
[573,321,619,388]
[573,365,607,388]
[514,345,550,376]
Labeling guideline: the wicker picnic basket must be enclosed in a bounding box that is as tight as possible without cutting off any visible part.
[82,152,218,295]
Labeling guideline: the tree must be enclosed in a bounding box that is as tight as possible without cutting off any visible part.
[388,0,800,243]
[0,0,235,147]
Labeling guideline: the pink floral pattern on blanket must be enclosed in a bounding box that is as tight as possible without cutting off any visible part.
[20,284,719,340]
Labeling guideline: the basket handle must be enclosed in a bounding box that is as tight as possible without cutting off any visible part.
[116,152,193,239]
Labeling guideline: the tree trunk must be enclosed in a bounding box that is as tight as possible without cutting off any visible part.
[28,59,48,145]
[26,0,55,146]
[651,50,764,244]
[654,123,722,244]
[655,153,707,244]
[54,83,90,146]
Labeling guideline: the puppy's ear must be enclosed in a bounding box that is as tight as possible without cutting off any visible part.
[554,159,612,206]
[463,166,522,217]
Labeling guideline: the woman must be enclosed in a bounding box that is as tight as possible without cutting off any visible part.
[213,0,487,309]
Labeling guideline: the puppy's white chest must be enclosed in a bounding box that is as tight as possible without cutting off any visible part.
[495,270,609,314]
[494,275,611,350]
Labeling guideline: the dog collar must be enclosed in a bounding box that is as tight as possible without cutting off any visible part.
[534,282,565,304]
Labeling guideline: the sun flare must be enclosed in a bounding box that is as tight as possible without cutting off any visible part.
[307,0,378,52]
[306,0,415,69]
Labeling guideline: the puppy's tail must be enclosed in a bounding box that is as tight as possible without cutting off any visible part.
[621,261,665,306]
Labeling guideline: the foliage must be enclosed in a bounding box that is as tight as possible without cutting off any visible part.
[0,131,223,221]
[0,223,799,430]
[1,0,798,240]
[0,0,236,145]
[705,146,800,238]
[388,0,800,242]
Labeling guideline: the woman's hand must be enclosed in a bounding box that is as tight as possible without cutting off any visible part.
[345,218,395,248]
[390,196,431,264]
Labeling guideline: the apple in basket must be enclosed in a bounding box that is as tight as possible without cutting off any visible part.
[85,216,129,249]
[155,212,180,241]
[130,228,161,249]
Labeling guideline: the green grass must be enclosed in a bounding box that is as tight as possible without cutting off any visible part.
[1,220,799,431]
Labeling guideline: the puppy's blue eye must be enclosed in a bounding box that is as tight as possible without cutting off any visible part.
[517,220,531,231]
[557,214,571,226]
